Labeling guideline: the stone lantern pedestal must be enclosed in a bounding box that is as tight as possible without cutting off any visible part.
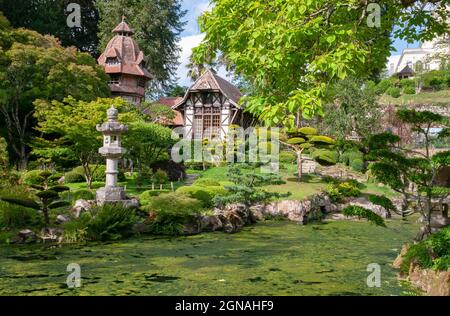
[96,107,128,205]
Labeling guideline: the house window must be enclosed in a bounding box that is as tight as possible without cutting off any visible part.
[193,106,222,140]
[194,115,203,139]
[108,74,120,84]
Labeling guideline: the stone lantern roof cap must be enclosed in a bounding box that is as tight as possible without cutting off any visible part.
[107,106,119,120]
[96,107,128,134]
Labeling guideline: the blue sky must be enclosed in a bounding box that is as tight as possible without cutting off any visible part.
[176,1,421,86]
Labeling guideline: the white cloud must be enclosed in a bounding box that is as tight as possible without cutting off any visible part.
[175,1,229,86]
[176,33,205,87]
[181,0,211,36]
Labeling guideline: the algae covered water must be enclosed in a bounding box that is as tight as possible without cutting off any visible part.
[0,219,420,296]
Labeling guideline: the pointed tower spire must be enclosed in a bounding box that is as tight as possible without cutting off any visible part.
[112,15,134,36]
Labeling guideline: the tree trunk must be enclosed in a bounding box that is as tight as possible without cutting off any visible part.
[42,206,50,228]
[296,150,303,181]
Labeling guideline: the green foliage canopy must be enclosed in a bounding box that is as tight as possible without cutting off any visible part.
[193,0,449,126]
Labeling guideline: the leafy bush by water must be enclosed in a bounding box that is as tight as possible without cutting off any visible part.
[142,192,203,236]
[177,185,228,208]
[86,204,140,241]
[401,226,450,272]
[342,205,386,227]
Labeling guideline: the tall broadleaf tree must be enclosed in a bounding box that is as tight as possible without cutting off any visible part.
[96,0,187,97]
[34,97,143,189]
[0,0,101,55]
[193,0,449,127]
[0,17,110,169]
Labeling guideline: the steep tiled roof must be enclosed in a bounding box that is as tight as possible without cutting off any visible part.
[173,70,242,109]
[397,65,415,76]
[98,19,152,79]
[150,97,184,126]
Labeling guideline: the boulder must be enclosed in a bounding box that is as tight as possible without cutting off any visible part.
[40,227,64,243]
[58,176,65,185]
[199,215,223,232]
[340,197,391,219]
[183,222,201,235]
[10,229,37,244]
[392,244,410,269]
[56,214,71,224]
[214,204,248,233]
[132,223,149,234]
[408,262,450,296]
[72,199,95,218]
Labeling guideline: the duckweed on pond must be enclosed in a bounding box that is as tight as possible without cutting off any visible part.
[0,218,421,296]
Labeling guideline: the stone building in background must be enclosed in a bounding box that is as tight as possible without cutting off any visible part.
[98,17,152,106]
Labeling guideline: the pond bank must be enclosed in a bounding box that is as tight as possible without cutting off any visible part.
[0,218,421,296]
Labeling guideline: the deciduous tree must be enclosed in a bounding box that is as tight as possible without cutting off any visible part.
[0,20,109,169]
[34,97,142,189]
[194,0,449,126]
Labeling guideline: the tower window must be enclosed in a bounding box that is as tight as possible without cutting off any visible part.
[106,57,120,65]
[138,78,146,88]
[108,74,120,84]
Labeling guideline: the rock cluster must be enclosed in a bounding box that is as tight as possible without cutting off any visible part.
[184,193,339,235]
[394,245,450,296]
[339,197,392,219]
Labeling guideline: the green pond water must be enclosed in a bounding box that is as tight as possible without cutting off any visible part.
[0,219,421,296]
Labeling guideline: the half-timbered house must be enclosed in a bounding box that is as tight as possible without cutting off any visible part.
[172,70,251,140]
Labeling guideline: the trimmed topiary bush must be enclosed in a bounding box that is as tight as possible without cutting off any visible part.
[287,137,306,144]
[194,178,221,187]
[350,158,364,172]
[177,185,228,208]
[309,136,335,145]
[403,86,416,95]
[386,86,401,98]
[279,151,297,164]
[298,127,318,135]
[312,149,337,165]
[64,171,85,183]
[21,170,46,185]
[139,189,171,205]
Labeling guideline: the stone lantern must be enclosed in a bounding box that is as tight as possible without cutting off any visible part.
[96,107,128,204]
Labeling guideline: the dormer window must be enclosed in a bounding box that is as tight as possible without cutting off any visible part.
[106,57,120,65]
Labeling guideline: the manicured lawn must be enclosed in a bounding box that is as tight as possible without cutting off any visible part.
[65,179,183,197]
[65,164,397,201]
[362,182,400,198]
[379,89,450,106]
